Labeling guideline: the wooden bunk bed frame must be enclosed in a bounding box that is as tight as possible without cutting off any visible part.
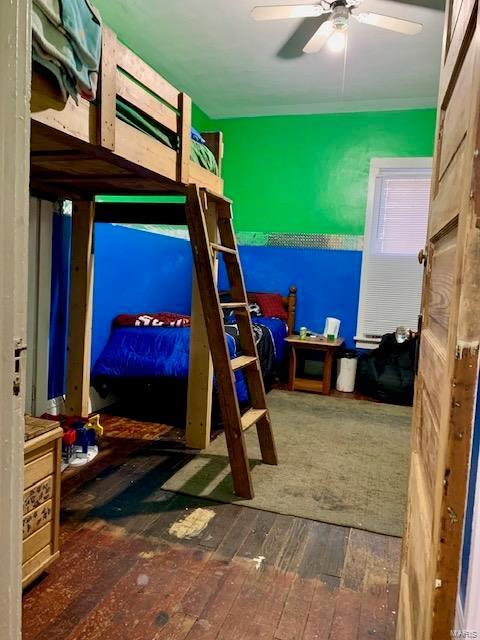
[220,288,297,335]
[29,26,228,450]
[30,27,223,201]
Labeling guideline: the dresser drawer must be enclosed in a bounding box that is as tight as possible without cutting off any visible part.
[23,522,52,563]
[22,545,52,584]
[24,475,54,515]
[23,499,53,539]
[24,450,55,490]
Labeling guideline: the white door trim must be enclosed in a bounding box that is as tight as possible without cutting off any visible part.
[0,1,32,638]
[27,198,55,415]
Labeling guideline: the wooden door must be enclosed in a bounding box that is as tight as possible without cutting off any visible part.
[397,3,480,639]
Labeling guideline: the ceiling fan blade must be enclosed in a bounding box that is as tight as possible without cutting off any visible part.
[354,12,423,35]
[302,19,334,53]
[251,4,324,21]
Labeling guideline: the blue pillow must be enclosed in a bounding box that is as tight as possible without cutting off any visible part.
[191,127,206,144]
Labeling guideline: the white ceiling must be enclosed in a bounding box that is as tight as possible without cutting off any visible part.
[94,0,445,118]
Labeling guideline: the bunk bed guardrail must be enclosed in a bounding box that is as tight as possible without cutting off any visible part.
[30,26,224,198]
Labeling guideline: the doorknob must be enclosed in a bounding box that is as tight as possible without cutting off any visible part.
[418,248,428,265]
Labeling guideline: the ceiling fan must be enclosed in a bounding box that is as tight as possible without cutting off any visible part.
[251,1,423,53]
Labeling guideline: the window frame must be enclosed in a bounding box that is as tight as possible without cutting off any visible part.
[355,157,433,350]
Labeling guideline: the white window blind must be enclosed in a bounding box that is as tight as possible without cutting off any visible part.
[356,159,432,346]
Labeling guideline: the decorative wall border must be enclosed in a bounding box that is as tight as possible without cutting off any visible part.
[236,231,363,251]
[115,224,364,252]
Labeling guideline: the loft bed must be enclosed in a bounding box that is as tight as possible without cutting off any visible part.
[30,26,224,201]
[29,18,229,450]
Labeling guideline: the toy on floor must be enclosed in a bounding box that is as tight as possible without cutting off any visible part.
[41,412,104,470]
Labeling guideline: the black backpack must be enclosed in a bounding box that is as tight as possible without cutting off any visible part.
[357,332,417,405]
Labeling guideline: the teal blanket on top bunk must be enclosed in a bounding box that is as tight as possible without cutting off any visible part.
[32,0,219,176]
[32,0,102,101]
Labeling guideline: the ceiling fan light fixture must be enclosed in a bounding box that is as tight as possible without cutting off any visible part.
[326,28,347,52]
[331,4,349,29]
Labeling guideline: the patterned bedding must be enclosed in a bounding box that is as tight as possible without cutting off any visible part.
[92,316,287,404]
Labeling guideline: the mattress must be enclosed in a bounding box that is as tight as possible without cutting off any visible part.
[92,317,287,404]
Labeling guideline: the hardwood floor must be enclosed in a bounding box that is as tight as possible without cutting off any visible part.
[22,414,401,640]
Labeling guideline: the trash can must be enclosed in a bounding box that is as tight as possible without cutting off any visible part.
[336,350,358,393]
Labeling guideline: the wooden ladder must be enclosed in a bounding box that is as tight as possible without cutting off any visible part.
[185,184,278,499]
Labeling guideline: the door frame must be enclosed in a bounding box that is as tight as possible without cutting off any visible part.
[27,198,55,416]
[0,1,32,638]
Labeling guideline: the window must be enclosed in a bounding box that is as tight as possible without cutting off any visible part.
[355,158,432,349]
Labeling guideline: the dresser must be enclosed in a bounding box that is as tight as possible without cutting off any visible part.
[23,416,62,588]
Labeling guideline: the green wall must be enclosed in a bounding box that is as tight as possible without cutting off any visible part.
[192,104,214,132]
[215,109,436,235]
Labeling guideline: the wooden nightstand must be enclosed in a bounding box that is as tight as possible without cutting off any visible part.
[23,416,62,588]
[285,335,344,395]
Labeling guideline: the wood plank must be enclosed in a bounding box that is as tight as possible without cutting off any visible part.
[236,509,278,562]
[299,521,348,580]
[274,577,316,640]
[329,589,362,640]
[186,200,218,450]
[231,355,258,371]
[31,73,96,145]
[210,242,236,255]
[178,92,191,184]
[116,71,178,134]
[202,131,224,176]
[97,26,117,150]
[432,346,479,633]
[113,119,178,183]
[189,160,224,196]
[115,40,179,109]
[302,580,337,640]
[65,201,95,417]
[181,563,249,640]
[241,408,268,431]
[215,507,260,562]
[357,534,389,640]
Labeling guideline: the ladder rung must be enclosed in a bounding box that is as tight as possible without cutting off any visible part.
[220,302,247,309]
[231,355,257,371]
[241,408,268,431]
[210,242,237,255]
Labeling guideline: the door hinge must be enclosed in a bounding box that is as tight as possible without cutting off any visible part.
[13,338,27,396]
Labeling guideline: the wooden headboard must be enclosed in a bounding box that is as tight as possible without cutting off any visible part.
[220,286,297,335]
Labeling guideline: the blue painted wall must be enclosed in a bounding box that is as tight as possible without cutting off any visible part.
[91,225,193,366]
[89,231,362,366]
[218,245,362,348]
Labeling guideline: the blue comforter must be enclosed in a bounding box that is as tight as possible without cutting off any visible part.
[92,317,287,404]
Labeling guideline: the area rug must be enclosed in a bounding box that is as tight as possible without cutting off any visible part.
[163,390,412,537]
